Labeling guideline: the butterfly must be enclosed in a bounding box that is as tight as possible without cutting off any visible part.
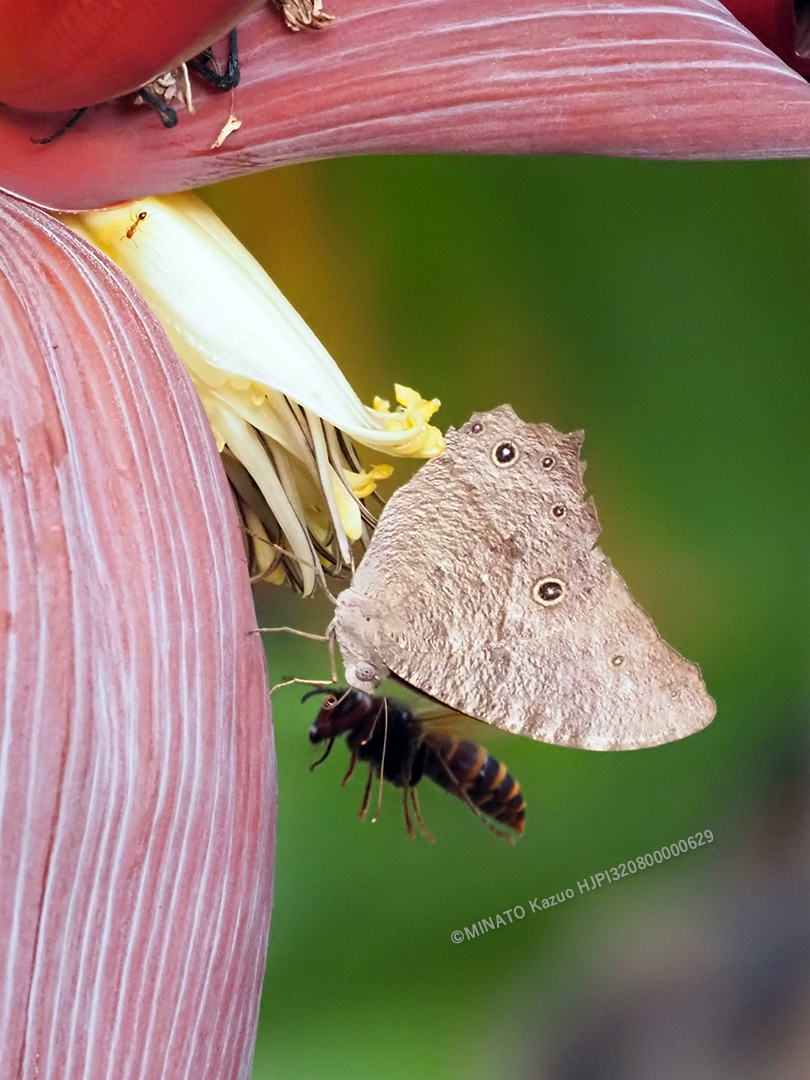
[330,405,715,751]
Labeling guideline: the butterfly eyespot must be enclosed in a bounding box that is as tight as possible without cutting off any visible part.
[541,455,555,469]
[551,503,566,518]
[533,577,566,606]
[611,655,625,667]
[492,441,519,466]
[470,421,484,434]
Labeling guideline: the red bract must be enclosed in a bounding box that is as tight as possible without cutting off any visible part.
[0,0,262,111]
[724,0,810,79]
[2,0,810,211]
[0,196,275,1080]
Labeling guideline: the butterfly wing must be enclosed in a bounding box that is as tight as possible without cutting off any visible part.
[335,406,715,750]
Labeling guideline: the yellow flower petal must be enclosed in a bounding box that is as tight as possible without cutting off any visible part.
[371,385,445,457]
[343,464,393,500]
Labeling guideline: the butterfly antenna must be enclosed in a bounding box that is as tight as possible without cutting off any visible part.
[359,697,385,746]
[270,674,336,695]
[371,697,389,824]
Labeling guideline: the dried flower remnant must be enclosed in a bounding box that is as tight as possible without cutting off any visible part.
[64,194,443,597]
[211,112,242,148]
[132,29,239,131]
[272,0,334,31]
[133,65,195,128]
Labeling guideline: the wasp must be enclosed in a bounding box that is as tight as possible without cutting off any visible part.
[306,688,525,841]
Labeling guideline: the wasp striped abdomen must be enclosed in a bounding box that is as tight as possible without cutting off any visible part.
[423,736,526,834]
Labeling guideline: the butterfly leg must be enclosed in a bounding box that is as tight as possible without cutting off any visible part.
[259,626,338,694]
[358,767,374,820]
[243,529,317,576]
[410,788,435,844]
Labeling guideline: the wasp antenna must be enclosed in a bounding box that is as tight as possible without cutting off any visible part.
[301,686,332,703]
[188,28,240,90]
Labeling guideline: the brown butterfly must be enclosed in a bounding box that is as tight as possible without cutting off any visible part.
[330,406,715,751]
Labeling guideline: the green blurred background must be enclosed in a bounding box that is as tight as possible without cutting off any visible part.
[203,156,810,1079]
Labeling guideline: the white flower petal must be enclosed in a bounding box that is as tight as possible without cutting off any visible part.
[67,194,400,443]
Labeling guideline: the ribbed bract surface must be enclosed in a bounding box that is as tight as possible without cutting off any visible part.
[0,196,274,1080]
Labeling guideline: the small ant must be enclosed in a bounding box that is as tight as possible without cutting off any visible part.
[122,210,148,242]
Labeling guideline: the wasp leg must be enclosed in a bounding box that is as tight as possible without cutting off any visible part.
[342,750,358,786]
[402,786,416,839]
[410,788,435,844]
[358,767,374,819]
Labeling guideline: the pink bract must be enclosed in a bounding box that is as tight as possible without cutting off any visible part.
[2,0,810,213]
[0,196,275,1080]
